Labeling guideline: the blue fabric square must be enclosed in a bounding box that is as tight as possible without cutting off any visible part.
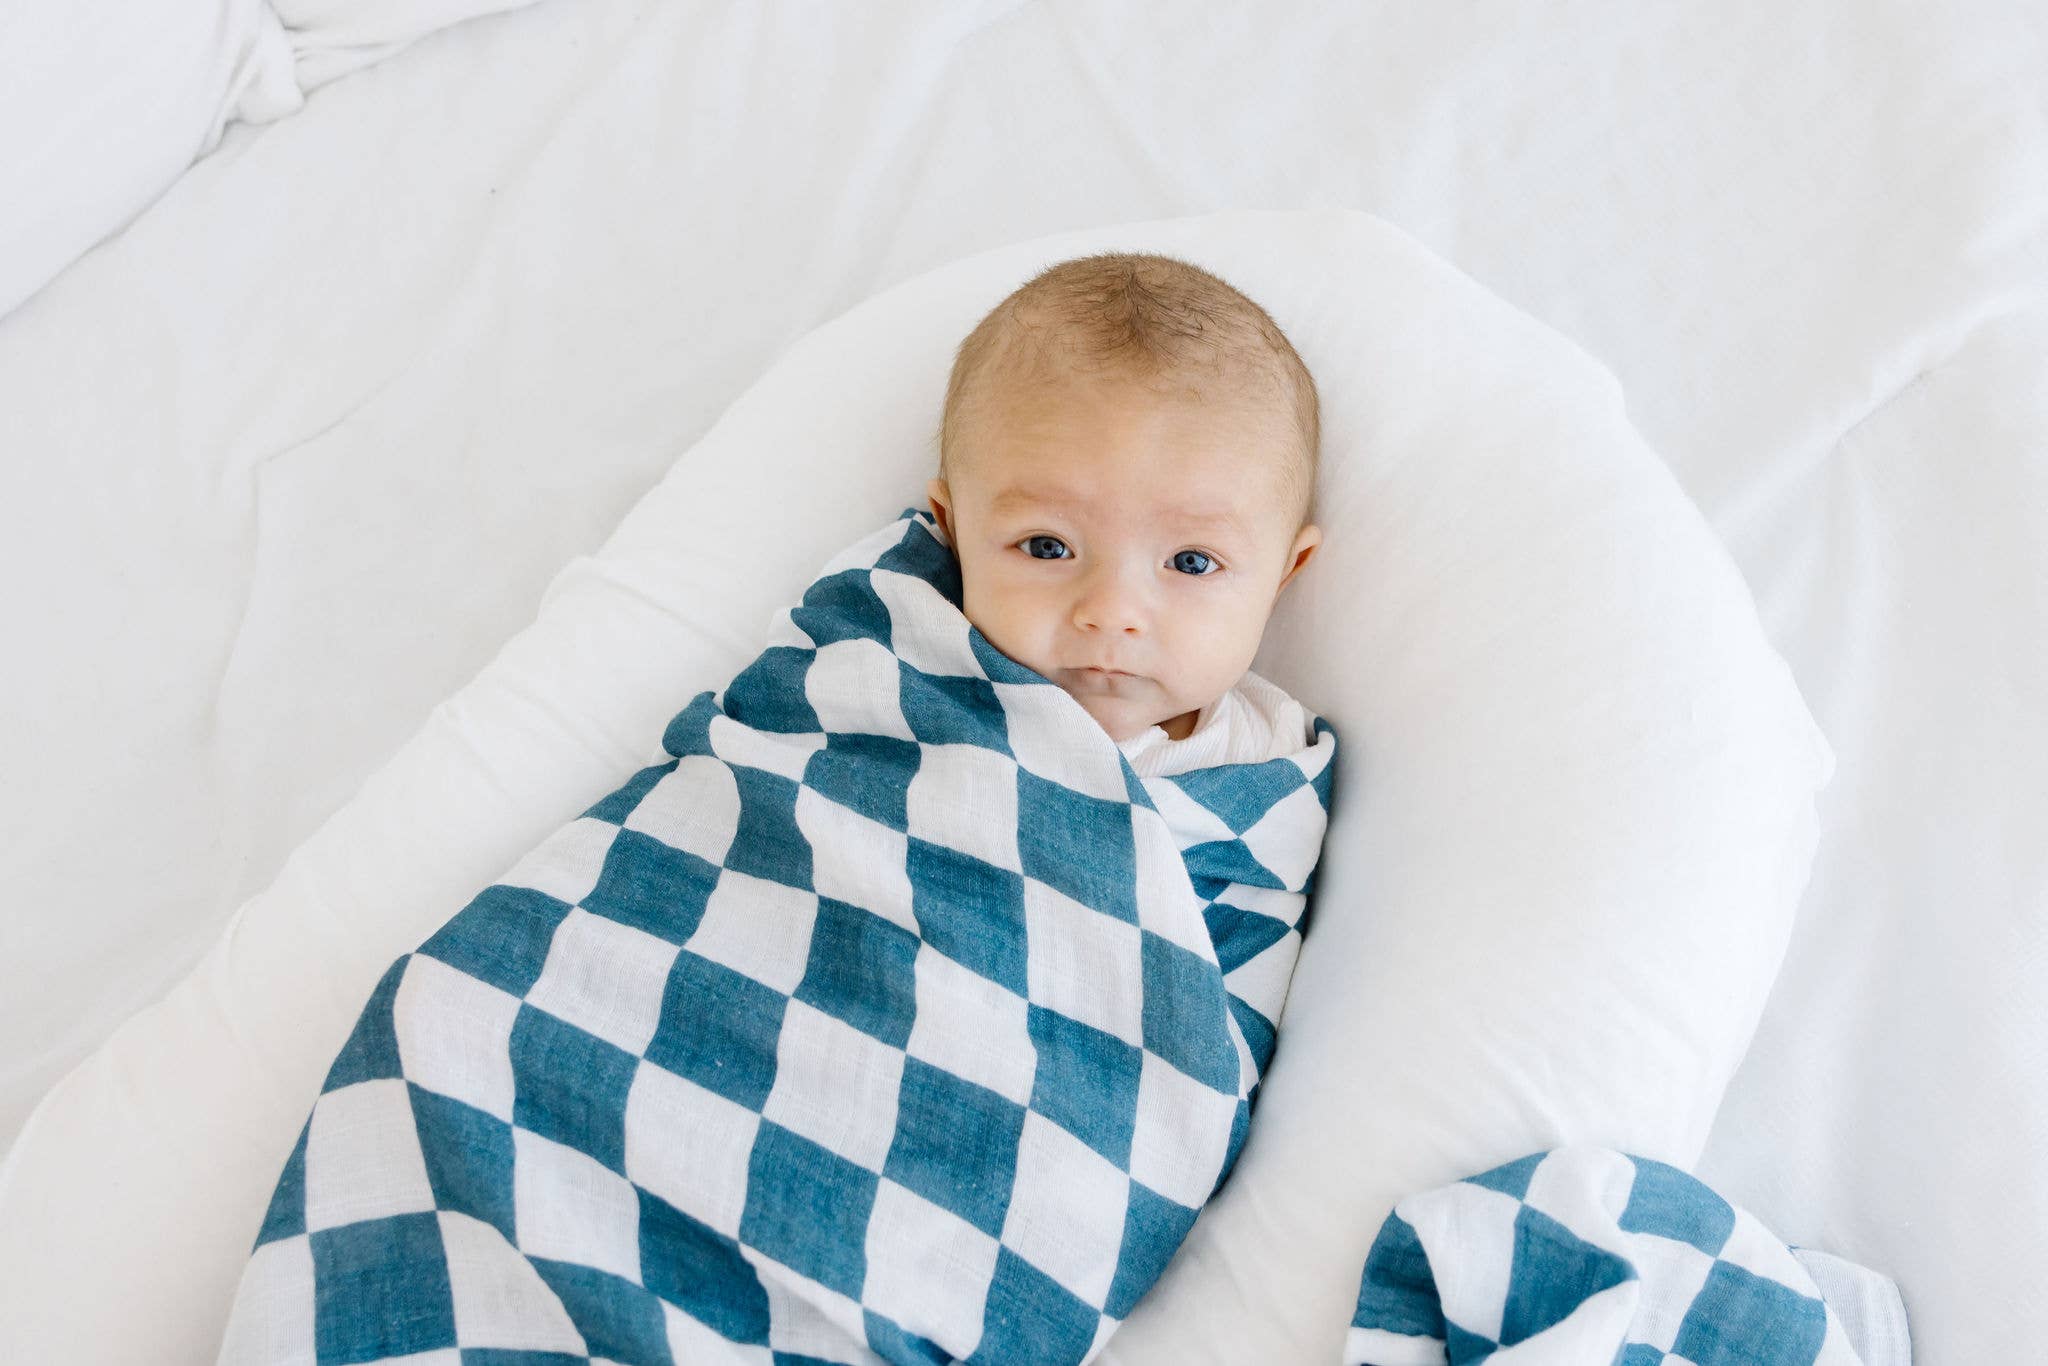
[1164,757,1306,835]
[1352,1210,1446,1337]
[863,1311,949,1365]
[740,1121,880,1300]
[724,766,814,890]
[884,1056,1026,1239]
[1464,1152,1546,1202]
[1671,1261,1827,1365]
[1104,1180,1201,1319]
[580,826,720,945]
[1016,770,1137,922]
[1026,1005,1140,1168]
[1617,1346,1669,1365]
[527,1260,672,1366]
[789,568,892,651]
[1203,899,1294,975]
[1181,836,1289,891]
[1619,1155,1736,1257]
[322,957,410,1091]
[510,1006,638,1175]
[311,1211,456,1363]
[795,897,920,1049]
[637,1187,771,1346]
[722,645,823,734]
[900,670,1010,751]
[803,733,918,831]
[411,1085,516,1243]
[418,885,572,1000]
[459,1351,586,1366]
[969,1247,1099,1365]
[1139,931,1237,1093]
[876,513,961,604]
[254,1120,309,1248]
[660,691,721,762]
[581,758,676,827]
[644,951,789,1111]
[906,837,1027,995]
[1501,1205,1637,1347]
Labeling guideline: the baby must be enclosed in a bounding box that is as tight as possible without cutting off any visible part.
[925,251,1324,770]
[219,251,1335,1366]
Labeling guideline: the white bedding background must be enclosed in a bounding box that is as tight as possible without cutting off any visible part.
[1,2,2041,1361]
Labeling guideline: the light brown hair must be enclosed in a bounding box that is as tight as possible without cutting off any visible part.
[936,252,1320,527]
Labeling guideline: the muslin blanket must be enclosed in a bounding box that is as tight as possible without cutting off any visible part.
[1345,1146,1911,1366]
[217,507,1338,1366]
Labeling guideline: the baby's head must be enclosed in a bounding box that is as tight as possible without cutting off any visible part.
[927,252,1322,744]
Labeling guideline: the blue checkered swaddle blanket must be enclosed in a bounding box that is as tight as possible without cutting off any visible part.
[218,507,1337,1366]
[1346,1146,1878,1366]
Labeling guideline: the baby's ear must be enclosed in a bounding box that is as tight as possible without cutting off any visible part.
[1277,523,1322,593]
[926,477,956,545]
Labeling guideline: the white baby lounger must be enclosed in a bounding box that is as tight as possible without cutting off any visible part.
[0,210,1839,1364]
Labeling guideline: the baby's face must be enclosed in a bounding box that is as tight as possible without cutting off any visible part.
[928,370,1320,744]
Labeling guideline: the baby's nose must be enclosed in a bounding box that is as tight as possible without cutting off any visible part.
[1072,572,1147,635]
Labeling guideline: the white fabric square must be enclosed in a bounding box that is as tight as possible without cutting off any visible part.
[1405,1184,1526,1344]
[1624,1230,1718,1352]
[1128,804,1210,956]
[496,816,619,908]
[904,943,1034,1106]
[991,681,1129,802]
[1525,1147,1639,1249]
[872,568,979,677]
[1126,1052,1238,1211]
[1719,1207,1804,1280]
[762,1000,905,1172]
[708,712,825,782]
[624,1060,762,1239]
[1000,1111,1129,1307]
[806,637,915,741]
[303,1079,438,1233]
[524,907,680,1056]
[795,785,916,934]
[863,1178,1001,1358]
[745,1248,888,1364]
[437,1209,588,1353]
[1234,782,1330,890]
[1140,778,1238,849]
[686,868,820,995]
[1023,877,1144,1048]
[906,742,1021,874]
[624,756,741,869]
[1220,928,1303,1034]
[511,1128,644,1284]
[663,1299,774,1365]
[215,1234,315,1366]
[394,953,522,1123]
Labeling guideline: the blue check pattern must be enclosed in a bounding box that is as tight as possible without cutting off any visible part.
[219,508,1337,1366]
[1346,1146,1872,1365]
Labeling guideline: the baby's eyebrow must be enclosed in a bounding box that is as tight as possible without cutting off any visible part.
[989,486,1249,537]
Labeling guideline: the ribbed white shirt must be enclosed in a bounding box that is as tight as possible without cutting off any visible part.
[1115,670,1314,778]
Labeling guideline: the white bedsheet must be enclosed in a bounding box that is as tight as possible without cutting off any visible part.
[1,2,2042,1360]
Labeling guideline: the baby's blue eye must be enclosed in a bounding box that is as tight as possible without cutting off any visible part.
[1172,549,1218,576]
[1022,535,1070,560]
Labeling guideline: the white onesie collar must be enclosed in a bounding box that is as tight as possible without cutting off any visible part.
[1115,670,1314,778]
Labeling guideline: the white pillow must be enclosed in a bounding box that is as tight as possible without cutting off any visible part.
[0,209,1833,1364]
[0,0,540,320]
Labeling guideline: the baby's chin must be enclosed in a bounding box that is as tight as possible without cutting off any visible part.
[1065,691,1177,745]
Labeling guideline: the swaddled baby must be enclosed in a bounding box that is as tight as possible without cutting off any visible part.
[217,253,1336,1366]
